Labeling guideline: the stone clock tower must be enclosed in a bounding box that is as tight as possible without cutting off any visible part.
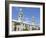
[18,8,24,22]
[18,8,24,31]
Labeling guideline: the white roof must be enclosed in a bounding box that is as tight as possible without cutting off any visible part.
[12,19,31,25]
[12,19,40,27]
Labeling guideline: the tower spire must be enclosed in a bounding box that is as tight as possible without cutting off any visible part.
[32,16,35,25]
[18,8,23,22]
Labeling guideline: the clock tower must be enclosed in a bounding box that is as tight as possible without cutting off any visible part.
[18,8,24,22]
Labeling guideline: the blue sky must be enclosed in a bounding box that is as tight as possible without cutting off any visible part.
[12,7,40,25]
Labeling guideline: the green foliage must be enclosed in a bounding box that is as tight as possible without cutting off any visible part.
[23,26,29,31]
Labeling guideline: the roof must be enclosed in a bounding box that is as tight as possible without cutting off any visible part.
[12,19,40,27]
[12,19,31,25]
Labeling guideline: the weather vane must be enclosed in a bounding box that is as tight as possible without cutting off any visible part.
[20,8,22,11]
